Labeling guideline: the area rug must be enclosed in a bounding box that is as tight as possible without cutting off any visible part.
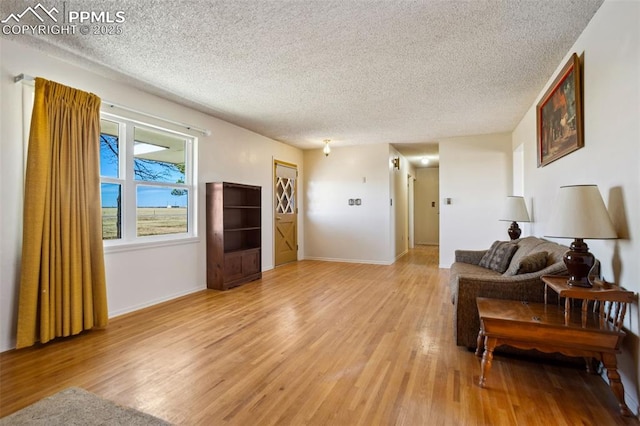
[0,387,172,425]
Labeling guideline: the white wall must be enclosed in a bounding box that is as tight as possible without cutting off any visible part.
[303,144,392,264]
[390,146,410,260]
[513,0,640,412]
[415,168,440,245]
[512,144,525,196]
[0,38,303,351]
[438,133,513,267]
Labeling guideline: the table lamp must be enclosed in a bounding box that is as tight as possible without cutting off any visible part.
[500,196,530,240]
[545,185,617,287]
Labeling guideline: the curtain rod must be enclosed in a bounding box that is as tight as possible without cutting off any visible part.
[14,74,211,136]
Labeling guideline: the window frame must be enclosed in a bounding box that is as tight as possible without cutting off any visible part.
[100,112,198,251]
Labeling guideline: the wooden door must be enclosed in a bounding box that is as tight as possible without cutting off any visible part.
[274,161,297,266]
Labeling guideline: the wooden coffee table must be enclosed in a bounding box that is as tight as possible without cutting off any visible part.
[475,288,635,416]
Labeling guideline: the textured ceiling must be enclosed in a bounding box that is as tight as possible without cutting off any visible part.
[1,0,603,165]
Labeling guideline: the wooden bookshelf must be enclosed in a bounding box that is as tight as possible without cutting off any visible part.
[206,182,261,290]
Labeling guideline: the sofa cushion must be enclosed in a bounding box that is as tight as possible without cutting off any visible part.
[535,242,568,265]
[504,236,569,276]
[504,236,546,275]
[449,261,501,303]
[513,251,548,275]
[478,240,519,273]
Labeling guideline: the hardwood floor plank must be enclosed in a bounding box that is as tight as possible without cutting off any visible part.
[1,246,638,425]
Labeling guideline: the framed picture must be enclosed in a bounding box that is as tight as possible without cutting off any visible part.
[536,53,583,167]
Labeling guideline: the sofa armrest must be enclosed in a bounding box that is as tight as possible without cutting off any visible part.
[454,249,487,265]
[454,274,560,348]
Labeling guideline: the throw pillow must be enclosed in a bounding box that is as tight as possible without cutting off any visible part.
[478,240,519,273]
[515,251,548,275]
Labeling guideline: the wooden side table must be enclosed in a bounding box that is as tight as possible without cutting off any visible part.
[476,277,636,416]
[542,275,635,327]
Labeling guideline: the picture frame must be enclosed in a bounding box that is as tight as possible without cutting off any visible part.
[536,53,583,167]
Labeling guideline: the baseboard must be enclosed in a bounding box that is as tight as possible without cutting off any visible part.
[302,256,393,265]
[108,286,203,318]
[395,249,408,262]
[0,286,206,353]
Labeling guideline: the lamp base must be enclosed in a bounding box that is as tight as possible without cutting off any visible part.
[507,222,521,240]
[564,238,594,287]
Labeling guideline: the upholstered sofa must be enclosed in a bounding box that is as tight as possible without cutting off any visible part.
[450,236,569,349]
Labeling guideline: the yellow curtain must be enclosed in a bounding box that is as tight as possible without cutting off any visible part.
[16,78,108,349]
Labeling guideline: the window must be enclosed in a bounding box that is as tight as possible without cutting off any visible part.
[100,114,195,245]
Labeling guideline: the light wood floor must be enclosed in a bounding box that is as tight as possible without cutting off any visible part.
[1,246,638,425]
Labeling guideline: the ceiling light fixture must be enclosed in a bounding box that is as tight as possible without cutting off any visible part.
[421,157,430,165]
[323,139,331,156]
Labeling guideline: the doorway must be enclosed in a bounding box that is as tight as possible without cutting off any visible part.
[408,174,415,249]
[274,161,298,266]
[414,168,440,245]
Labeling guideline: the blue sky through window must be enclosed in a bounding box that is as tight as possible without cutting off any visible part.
[100,134,186,208]
[100,134,119,178]
[138,186,188,208]
[101,183,120,208]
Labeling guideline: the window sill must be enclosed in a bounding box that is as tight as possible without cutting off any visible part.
[103,236,200,254]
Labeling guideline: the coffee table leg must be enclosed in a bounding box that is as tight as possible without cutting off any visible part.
[475,328,484,357]
[479,336,496,388]
[602,352,632,416]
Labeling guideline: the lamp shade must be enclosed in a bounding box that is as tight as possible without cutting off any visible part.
[545,185,617,239]
[500,196,530,222]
